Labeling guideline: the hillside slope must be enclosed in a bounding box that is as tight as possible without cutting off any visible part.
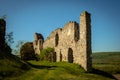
[0,51,30,80]
[8,61,115,80]
[0,52,120,80]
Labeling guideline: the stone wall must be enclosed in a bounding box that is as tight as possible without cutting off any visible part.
[79,11,92,71]
[0,19,6,50]
[33,33,44,54]
[33,11,92,72]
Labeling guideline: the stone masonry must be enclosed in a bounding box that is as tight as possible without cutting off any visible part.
[33,11,92,72]
[33,33,44,55]
[0,19,6,50]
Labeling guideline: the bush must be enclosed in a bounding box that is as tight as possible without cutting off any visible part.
[34,54,40,61]
[0,43,12,58]
[4,43,12,54]
[40,47,56,62]
[20,42,35,61]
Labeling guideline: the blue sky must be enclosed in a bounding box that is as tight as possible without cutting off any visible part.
[0,0,120,52]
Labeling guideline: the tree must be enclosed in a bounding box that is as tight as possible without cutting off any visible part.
[20,42,35,60]
[1,15,7,20]
[5,32,14,47]
[13,40,25,55]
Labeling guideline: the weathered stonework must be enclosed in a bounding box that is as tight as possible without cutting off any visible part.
[33,11,92,72]
[0,19,6,50]
[33,33,44,54]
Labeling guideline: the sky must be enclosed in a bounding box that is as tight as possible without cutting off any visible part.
[0,0,120,52]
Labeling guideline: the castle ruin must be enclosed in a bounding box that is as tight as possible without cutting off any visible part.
[33,11,92,72]
[33,33,44,55]
[0,19,6,51]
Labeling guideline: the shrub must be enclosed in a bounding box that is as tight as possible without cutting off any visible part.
[34,54,40,61]
[20,42,35,61]
[40,47,56,62]
[4,43,12,54]
[0,43,12,58]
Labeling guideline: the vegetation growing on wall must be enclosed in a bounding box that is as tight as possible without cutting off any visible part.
[39,47,55,62]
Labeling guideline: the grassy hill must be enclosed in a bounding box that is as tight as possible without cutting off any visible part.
[0,52,120,80]
[8,61,115,80]
[0,51,30,80]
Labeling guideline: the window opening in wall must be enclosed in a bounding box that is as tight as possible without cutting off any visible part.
[74,25,79,42]
[53,52,56,62]
[60,50,62,61]
[68,48,73,63]
[55,33,59,46]
[40,39,43,47]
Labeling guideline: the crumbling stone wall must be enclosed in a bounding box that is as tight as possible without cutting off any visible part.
[33,33,44,54]
[33,11,92,72]
[0,19,6,50]
[79,11,92,71]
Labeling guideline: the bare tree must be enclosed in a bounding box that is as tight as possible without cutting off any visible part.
[13,40,25,55]
[5,32,14,47]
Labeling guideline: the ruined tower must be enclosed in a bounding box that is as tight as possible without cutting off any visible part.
[0,19,6,50]
[33,33,44,54]
[79,11,92,71]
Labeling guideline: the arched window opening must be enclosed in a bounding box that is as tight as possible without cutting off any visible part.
[53,52,56,62]
[74,25,79,42]
[40,39,43,47]
[60,50,62,61]
[55,33,59,46]
[68,48,73,63]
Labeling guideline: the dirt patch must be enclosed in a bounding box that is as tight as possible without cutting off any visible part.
[113,74,120,80]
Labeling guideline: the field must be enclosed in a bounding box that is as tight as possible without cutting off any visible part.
[93,52,120,74]
[92,52,120,80]
[0,52,120,80]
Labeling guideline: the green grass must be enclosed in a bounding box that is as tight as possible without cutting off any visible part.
[92,52,120,74]
[6,61,114,80]
[0,52,30,80]
[92,52,120,64]
[1,52,120,80]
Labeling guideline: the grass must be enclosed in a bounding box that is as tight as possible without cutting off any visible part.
[5,61,114,80]
[0,52,30,80]
[92,52,120,64]
[1,52,120,80]
[93,52,120,74]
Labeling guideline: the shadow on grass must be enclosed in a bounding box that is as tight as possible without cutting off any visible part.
[27,62,57,70]
[92,68,117,80]
[26,62,117,79]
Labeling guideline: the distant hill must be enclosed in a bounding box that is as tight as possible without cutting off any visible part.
[92,52,120,75]
[92,52,120,64]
